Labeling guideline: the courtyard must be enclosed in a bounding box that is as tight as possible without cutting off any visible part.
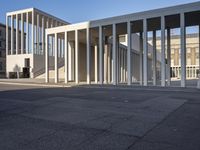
[0,83,200,150]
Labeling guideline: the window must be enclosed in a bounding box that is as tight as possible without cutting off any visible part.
[0,41,1,48]
[0,51,2,57]
[171,49,174,54]
[0,62,2,71]
[187,48,191,53]
[196,53,199,65]
[195,48,199,53]
[119,35,126,43]
[171,59,174,66]
[187,57,191,65]
[25,58,30,67]
[0,30,2,37]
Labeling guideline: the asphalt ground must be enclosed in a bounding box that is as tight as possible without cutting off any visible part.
[0,83,200,150]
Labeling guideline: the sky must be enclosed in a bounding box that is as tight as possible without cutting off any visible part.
[0,0,199,24]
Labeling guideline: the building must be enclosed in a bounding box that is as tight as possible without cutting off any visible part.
[44,2,200,88]
[0,23,6,78]
[6,8,68,78]
[5,2,200,88]
[152,33,200,80]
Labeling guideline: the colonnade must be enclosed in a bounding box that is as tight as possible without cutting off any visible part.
[45,12,199,88]
[6,8,66,56]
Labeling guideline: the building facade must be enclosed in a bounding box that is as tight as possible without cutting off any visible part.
[5,2,200,88]
[6,8,68,78]
[0,23,6,78]
[44,2,200,88]
[153,33,200,80]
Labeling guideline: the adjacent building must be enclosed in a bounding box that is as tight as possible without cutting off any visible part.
[153,33,200,80]
[0,23,6,78]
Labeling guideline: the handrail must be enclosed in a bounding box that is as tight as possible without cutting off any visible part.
[34,60,64,77]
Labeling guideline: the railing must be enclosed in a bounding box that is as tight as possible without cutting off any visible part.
[33,60,64,78]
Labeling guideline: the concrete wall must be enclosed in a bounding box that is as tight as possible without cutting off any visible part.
[6,54,34,78]
[0,24,7,78]
[35,55,64,79]
[6,53,60,79]
[33,54,61,78]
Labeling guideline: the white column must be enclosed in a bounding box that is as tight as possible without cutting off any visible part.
[21,13,24,54]
[167,28,171,86]
[16,14,19,55]
[199,25,200,75]
[42,16,45,55]
[143,19,148,86]
[104,44,108,83]
[112,24,117,85]
[6,15,9,56]
[120,48,123,82]
[26,12,29,54]
[152,30,157,86]
[123,49,125,82]
[45,34,49,83]
[46,18,49,28]
[124,49,126,82]
[11,15,14,55]
[108,44,111,83]
[127,21,132,85]
[116,40,119,84]
[86,28,91,84]
[161,16,166,87]
[99,26,103,84]
[51,19,54,56]
[95,44,98,83]
[36,14,39,54]
[180,13,186,87]
[65,31,68,84]
[55,33,58,83]
[140,32,143,85]
[75,30,79,84]
[32,11,34,53]
[68,42,72,81]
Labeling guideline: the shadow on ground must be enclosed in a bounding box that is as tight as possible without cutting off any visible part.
[0,84,200,150]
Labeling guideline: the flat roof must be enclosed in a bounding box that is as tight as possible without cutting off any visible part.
[45,1,200,34]
[6,8,69,25]
[90,1,200,27]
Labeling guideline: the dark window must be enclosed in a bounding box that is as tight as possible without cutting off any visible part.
[0,51,2,57]
[0,62,2,71]
[25,58,30,67]
[0,41,2,48]
[0,30,2,37]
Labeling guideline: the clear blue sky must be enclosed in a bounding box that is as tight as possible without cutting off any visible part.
[0,0,199,24]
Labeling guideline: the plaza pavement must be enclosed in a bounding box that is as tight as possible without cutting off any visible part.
[0,82,200,150]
